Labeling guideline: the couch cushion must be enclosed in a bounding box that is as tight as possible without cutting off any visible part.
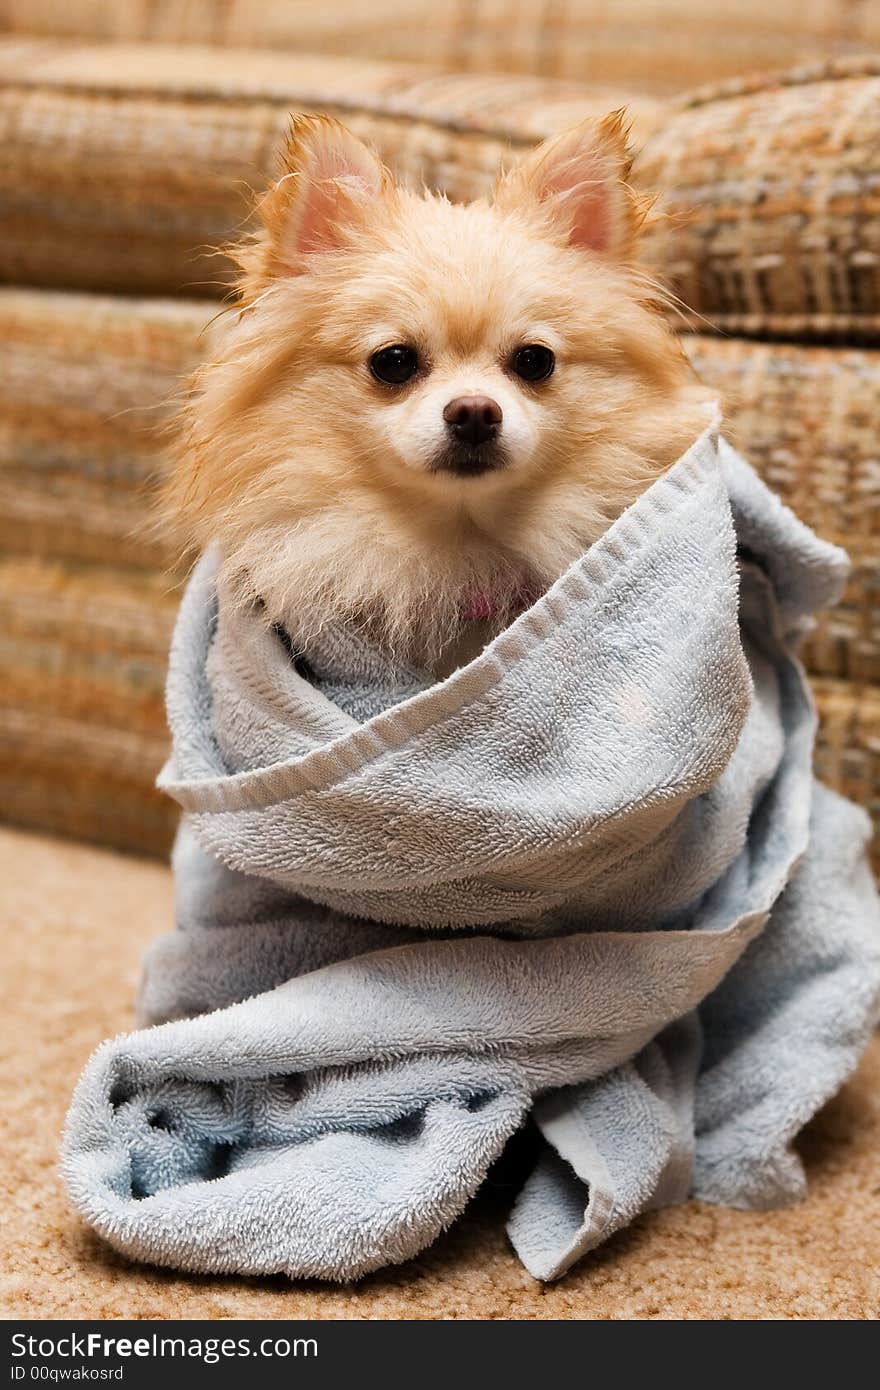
[685,336,880,683]
[4,43,880,340]
[637,60,880,340]
[0,285,200,855]
[812,678,880,855]
[0,555,178,856]
[3,288,879,858]
[0,288,207,568]
[0,38,660,296]
[3,0,878,96]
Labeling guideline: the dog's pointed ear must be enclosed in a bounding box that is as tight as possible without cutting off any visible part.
[495,112,644,259]
[260,115,388,275]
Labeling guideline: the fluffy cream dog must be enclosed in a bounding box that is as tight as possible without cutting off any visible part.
[168,112,714,672]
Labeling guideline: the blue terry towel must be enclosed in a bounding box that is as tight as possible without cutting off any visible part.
[62,423,880,1281]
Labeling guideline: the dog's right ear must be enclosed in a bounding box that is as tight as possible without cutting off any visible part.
[256,115,388,279]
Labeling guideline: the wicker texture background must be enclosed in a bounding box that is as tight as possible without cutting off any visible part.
[637,61,880,341]
[0,39,659,296]
[0,558,178,856]
[0,290,207,853]
[3,41,880,345]
[2,287,878,861]
[0,289,207,567]
[686,336,880,684]
[1,0,877,96]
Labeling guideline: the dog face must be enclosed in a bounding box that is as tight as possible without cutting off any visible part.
[170,114,714,661]
[304,194,626,494]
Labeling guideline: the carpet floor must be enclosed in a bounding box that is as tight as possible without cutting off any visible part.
[1,824,878,1321]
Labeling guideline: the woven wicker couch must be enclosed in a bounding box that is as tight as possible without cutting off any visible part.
[1,20,879,868]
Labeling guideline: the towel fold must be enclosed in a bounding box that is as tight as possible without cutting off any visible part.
[62,423,880,1281]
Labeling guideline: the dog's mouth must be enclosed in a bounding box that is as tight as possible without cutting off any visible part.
[429,441,508,479]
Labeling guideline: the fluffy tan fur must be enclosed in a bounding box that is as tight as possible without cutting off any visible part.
[166,112,715,670]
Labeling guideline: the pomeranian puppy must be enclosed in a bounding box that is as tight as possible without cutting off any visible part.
[168,111,714,675]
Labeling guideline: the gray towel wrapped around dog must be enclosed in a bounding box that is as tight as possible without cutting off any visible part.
[62,423,880,1282]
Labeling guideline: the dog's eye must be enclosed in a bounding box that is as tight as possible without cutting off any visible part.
[369,344,420,385]
[511,344,555,383]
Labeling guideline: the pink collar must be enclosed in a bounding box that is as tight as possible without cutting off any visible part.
[461,580,538,624]
[461,590,498,623]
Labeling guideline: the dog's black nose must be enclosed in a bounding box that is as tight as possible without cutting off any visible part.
[443,395,503,446]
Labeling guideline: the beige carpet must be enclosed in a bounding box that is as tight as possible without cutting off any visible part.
[1,825,878,1321]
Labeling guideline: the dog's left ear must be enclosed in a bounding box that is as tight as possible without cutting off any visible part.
[495,111,644,259]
